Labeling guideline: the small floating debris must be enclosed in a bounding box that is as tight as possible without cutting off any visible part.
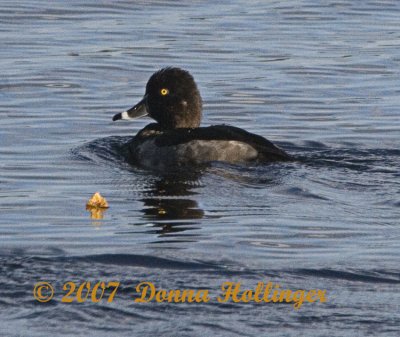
[86,192,109,219]
[86,192,109,208]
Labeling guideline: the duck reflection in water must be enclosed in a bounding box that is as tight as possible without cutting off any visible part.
[139,172,205,236]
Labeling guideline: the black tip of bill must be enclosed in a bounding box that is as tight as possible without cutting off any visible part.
[112,113,122,121]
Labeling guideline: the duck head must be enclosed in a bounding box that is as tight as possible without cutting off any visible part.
[113,67,202,129]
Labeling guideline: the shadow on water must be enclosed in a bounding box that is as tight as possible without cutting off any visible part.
[71,136,135,172]
[282,141,400,174]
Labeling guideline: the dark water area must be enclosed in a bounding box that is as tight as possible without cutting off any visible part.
[1,1,400,336]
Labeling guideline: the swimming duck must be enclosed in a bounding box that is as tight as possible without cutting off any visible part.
[112,67,291,169]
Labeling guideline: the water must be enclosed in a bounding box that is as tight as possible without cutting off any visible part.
[1,1,400,336]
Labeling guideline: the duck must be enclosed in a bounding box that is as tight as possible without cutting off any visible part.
[112,67,291,169]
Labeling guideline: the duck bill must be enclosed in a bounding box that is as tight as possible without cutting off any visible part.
[112,95,149,121]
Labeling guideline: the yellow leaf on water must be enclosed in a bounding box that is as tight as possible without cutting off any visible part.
[86,192,109,209]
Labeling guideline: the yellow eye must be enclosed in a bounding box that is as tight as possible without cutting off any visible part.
[160,88,169,96]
